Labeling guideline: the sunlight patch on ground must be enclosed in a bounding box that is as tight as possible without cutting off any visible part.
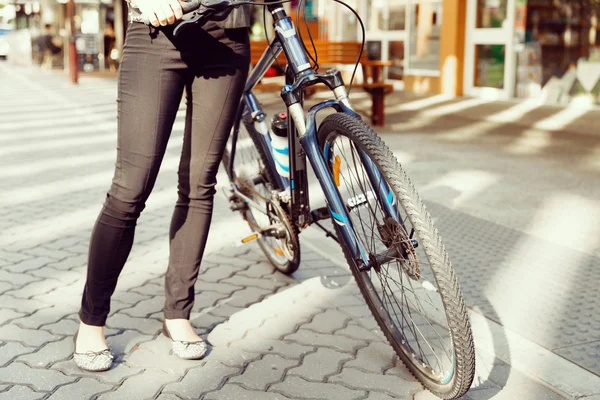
[420,169,499,210]
[533,103,591,132]
[485,99,542,124]
[504,129,552,156]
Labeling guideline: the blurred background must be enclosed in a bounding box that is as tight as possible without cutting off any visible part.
[1,0,599,105]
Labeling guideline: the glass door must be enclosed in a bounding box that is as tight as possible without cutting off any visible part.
[359,0,407,81]
[464,0,517,99]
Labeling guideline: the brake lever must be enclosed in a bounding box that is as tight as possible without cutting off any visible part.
[173,9,215,36]
[173,0,238,37]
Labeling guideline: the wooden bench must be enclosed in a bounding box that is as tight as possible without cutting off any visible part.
[249,40,394,126]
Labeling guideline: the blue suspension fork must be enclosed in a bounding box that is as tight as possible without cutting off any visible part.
[297,101,369,266]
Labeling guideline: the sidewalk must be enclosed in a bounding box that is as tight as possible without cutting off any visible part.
[1,62,598,399]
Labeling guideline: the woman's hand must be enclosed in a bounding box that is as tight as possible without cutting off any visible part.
[133,0,184,27]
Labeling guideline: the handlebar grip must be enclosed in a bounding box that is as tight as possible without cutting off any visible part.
[138,0,202,25]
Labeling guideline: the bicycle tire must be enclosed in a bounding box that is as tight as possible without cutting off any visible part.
[222,114,300,275]
[317,113,475,399]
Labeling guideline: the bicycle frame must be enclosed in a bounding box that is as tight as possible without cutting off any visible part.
[226,1,400,268]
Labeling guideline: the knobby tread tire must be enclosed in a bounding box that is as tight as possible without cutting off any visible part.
[317,113,475,399]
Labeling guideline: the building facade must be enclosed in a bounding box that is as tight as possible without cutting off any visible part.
[327,0,600,105]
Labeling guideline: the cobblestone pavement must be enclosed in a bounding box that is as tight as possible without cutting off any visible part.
[0,63,578,399]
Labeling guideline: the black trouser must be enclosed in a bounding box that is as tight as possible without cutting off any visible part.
[79,21,250,326]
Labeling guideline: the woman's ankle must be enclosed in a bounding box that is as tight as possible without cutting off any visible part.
[76,322,108,352]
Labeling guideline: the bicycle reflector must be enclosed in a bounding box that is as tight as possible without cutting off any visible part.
[333,155,341,187]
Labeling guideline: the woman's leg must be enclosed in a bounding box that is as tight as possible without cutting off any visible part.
[163,25,250,337]
[78,23,187,345]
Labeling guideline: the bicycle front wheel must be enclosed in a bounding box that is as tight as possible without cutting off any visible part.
[318,113,475,399]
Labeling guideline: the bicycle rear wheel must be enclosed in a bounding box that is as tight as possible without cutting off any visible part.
[317,113,475,399]
[222,114,300,275]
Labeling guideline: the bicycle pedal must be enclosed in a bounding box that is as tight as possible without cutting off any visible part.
[241,233,259,244]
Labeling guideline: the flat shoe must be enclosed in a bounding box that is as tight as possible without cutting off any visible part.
[162,322,207,360]
[72,330,114,372]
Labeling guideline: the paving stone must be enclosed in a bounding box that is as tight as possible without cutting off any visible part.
[162,360,238,398]
[0,295,53,314]
[130,282,163,297]
[40,319,79,336]
[111,288,151,307]
[193,291,231,309]
[45,255,87,271]
[270,376,366,400]
[0,324,59,347]
[0,385,45,400]
[0,342,36,367]
[0,250,32,263]
[221,275,287,290]
[554,340,600,376]
[0,362,76,391]
[17,337,73,368]
[51,359,143,385]
[105,313,161,335]
[22,247,74,261]
[188,311,227,330]
[106,330,154,356]
[384,363,418,381]
[288,348,352,381]
[119,296,165,318]
[203,346,261,369]
[203,254,252,269]
[236,263,277,278]
[229,354,298,390]
[47,377,113,400]
[329,368,420,398]
[301,309,351,334]
[5,257,56,273]
[0,309,26,325]
[27,267,80,283]
[12,308,70,330]
[285,329,366,353]
[5,278,66,299]
[335,323,382,342]
[225,286,276,307]
[44,236,83,251]
[124,336,199,374]
[198,264,240,283]
[344,342,396,373]
[413,390,442,400]
[229,339,314,359]
[156,394,184,400]
[206,384,291,399]
[0,282,12,295]
[97,370,180,400]
[364,392,398,400]
[0,270,41,286]
[338,304,374,319]
[193,280,244,295]
[208,304,245,319]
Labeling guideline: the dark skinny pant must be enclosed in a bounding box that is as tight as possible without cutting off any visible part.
[79,21,250,326]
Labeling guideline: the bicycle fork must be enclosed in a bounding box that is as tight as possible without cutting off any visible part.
[287,89,403,271]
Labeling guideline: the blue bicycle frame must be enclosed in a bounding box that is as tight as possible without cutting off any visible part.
[226,1,401,269]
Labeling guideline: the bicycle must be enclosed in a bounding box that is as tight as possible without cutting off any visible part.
[165,1,476,398]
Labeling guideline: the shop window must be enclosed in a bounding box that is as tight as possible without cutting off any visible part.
[388,41,404,79]
[407,0,442,72]
[389,2,406,31]
[366,0,388,32]
[477,0,507,29]
[475,44,505,89]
